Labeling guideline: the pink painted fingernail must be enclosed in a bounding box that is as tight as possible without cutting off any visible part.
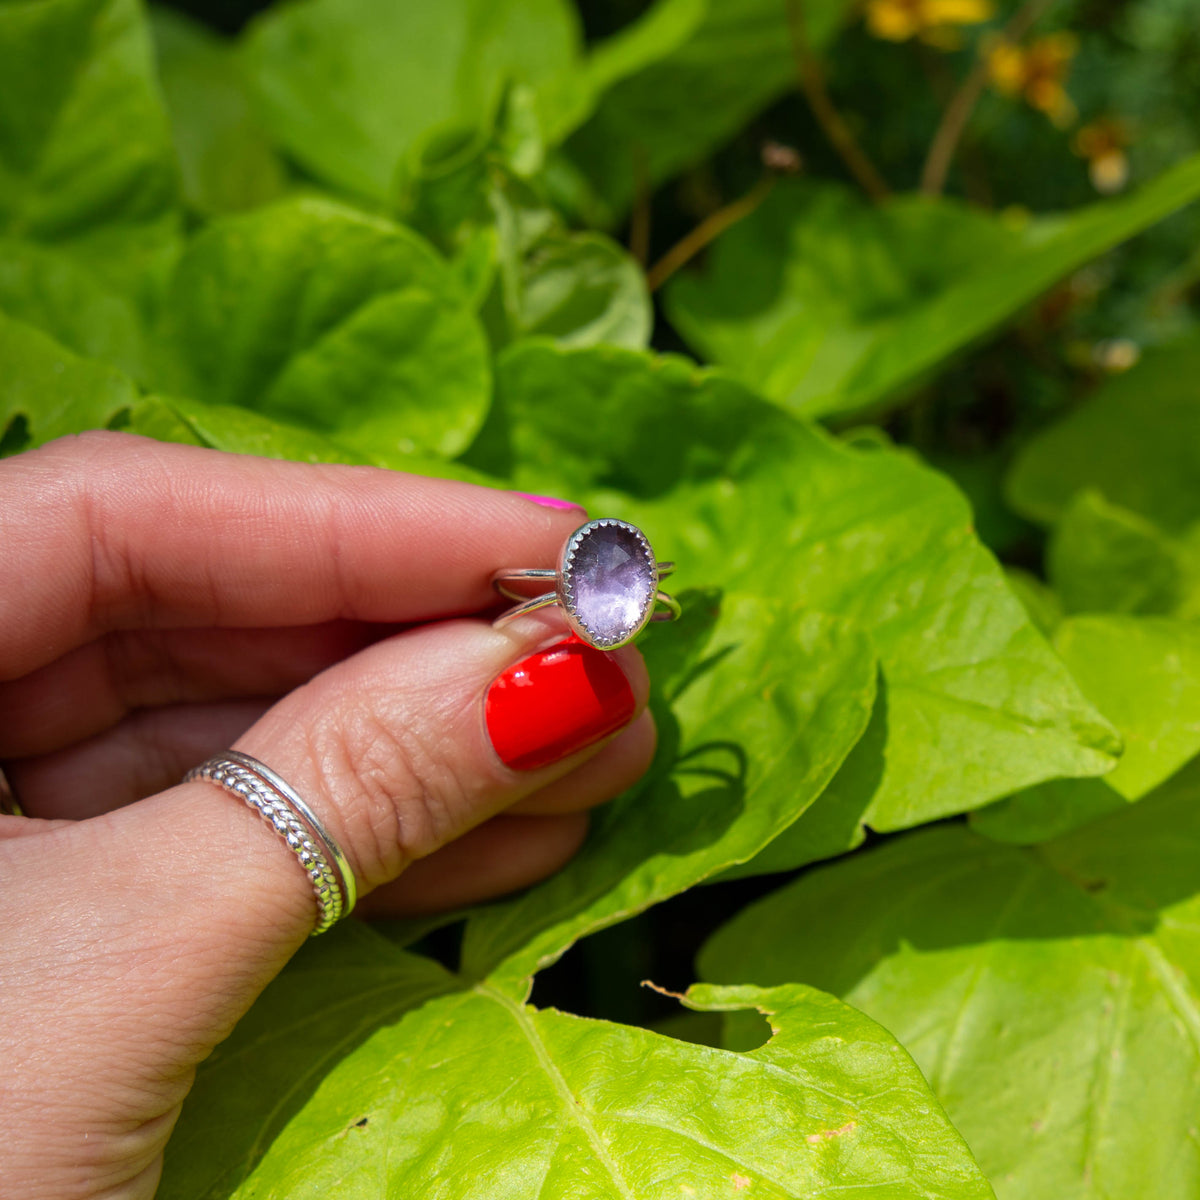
[512,491,586,513]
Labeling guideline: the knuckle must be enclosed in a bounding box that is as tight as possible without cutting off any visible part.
[312,688,479,887]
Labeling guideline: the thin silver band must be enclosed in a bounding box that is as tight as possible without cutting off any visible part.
[492,563,681,628]
[184,751,357,936]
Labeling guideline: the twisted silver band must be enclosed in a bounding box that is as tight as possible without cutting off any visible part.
[184,751,356,936]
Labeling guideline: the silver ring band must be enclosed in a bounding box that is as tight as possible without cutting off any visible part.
[185,751,356,936]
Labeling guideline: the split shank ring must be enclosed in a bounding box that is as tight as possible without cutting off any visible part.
[184,750,356,936]
[492,518,680,650]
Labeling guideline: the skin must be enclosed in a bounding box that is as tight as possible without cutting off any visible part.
[0,432,656,1199]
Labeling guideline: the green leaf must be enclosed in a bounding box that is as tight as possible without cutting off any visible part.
[242,0,586,203]
[1003,567,1063,638]
[462,599,877,985]
[580,0,706,101]
[972,614,1200,843]
[165,926,994,1199]
[0,237,148,380]
[160,925,461,1199]
[398,120,650,350]
[0,0,177,240]
[1048,490,1185,616]
[0,0,180,304]
[149,6,286,217]
[469,342,1117,869]
[131,393,496,483]
[1008,335,1200,533]
[701,760,1200,1200]
[0,312,137,451]
[140,394,373,464]
[563,0,850,218]
[503,230,650,350]
[155,197,491,459]
[664,159,1200,422]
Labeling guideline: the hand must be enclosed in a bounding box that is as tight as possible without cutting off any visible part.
[0,432,655,1199]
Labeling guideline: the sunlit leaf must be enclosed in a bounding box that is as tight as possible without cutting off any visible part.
[164,925,995,1200]
[155,198,491,459]
[702,760,1200,1200]
[564,0,851,218]
[665,161,1200,421]
[973,614,1200,842]
[0,0,180,302]
[149,6,286,216]
[469,343,1117,892]
[1048,490,1184,616]
[242,0,587,202]
[0,312,136,452]
[1008,335,1200,533]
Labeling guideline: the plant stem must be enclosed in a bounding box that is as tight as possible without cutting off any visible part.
[920,0,1058,197]
[786,0,890,202]
[629,145,652,267]
[646,175,776,292]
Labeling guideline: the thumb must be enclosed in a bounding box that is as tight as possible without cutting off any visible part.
[0,616,648,1199]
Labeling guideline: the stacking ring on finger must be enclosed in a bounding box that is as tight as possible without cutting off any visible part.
[185,750,356,936]
[492,518,680,650]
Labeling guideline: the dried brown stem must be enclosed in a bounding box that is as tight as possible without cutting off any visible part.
[920,0,1058,196]
[786,0,890,202]
[645,175,776,293]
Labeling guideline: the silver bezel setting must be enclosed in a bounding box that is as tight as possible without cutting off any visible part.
[558,519,659,650]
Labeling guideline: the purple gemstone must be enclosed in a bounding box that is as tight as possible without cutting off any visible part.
[563,521,656,647]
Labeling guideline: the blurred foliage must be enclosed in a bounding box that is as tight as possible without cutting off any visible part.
[2,0,1200,1195]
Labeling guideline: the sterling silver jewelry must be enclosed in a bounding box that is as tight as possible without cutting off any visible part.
[184,750,356,936]
[492,518,680,650]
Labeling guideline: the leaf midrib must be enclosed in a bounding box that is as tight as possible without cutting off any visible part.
[477,981,638,1200]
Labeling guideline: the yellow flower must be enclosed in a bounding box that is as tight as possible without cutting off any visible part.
[866,0,994,44]
[988,33,1078,127]
[1073,118,1131,194]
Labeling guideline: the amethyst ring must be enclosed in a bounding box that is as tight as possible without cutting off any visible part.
[492,518,680,650]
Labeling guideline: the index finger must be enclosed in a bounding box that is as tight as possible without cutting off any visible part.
[0,432,584,679]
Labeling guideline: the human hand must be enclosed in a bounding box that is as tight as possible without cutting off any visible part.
[0,432,655,1199]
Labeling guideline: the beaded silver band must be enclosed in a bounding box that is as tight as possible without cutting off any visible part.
[184,751,356,936]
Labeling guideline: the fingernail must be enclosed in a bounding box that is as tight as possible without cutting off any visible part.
[486,637,636,771]
[511,491,586,513]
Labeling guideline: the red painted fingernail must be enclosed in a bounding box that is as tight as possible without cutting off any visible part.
[511,491,586,513]
[486,637,636,771]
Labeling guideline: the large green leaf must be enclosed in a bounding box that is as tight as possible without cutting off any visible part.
[563,0,849,218]
[398,120,650,351]
[0,311,136,451]
[972,614,1200,843]
[0,237,148,380]
[149,6,286,217]
[581,0,706,101]
[130,393,497,484]
[701,758,1200,1200]
[0,0,180,305]
[468,343,1116,859]
[0,0,177,242]
[1008,335,1200,533]
[155,198,491,459]
[665,158,1200,422]
[241,0,586,203]
[502,231,651,350]
[462,599,877,985]
[164,924,994,1199]
[1047,490,1186,616]
[0,0,179,363]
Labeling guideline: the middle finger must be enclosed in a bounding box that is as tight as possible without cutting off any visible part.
[0,620,385,756]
